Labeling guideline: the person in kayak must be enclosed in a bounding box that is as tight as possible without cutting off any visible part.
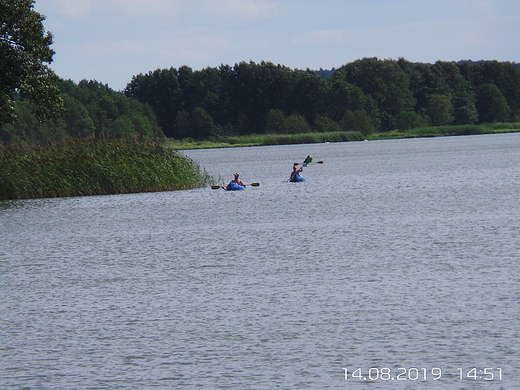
[224,173,246,189]
[303,156,313,165]
[289,165,303,181]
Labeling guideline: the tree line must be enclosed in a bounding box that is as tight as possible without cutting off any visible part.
[3,59,519,146]
[2,2,520,146]
[124,58,520,140]
[0,79,164,144]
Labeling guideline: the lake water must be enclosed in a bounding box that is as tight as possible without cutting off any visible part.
[1,133,519,389]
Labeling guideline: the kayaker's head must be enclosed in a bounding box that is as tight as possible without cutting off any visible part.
[234,173,239,179]
[293,165,297,171]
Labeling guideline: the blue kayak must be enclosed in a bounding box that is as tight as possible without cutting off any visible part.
[225,182,246,190]
[289,174,305,182]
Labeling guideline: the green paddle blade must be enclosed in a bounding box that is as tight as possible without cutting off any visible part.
[250,182,259,186]
[211,185,221,189]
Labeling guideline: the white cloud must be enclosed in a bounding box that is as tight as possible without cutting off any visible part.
[114,0,184,18]
[470,0,494,14]
[52,0,92,18]
[49,0,184,19]
[44,0,277,24]
[198,0,278,22]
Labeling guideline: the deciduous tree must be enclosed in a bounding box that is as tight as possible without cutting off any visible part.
[476,84,510,123]
[426,94,454,126]
[1,0,64,123]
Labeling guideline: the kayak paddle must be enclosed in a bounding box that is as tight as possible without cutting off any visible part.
[293,160,323,165]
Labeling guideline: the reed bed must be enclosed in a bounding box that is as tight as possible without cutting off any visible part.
[222,131,365,146]
[0,139,212,200]
[166,124,520,150]
[369,122,520,140]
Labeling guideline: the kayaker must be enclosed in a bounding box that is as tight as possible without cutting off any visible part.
[303,156,313,165]
[224,173,246,189]
[289,165,303,181]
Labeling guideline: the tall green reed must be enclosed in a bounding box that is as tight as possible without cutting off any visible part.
[0,139,212,200]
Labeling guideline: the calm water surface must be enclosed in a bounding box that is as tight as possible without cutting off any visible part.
[1,133,519,389]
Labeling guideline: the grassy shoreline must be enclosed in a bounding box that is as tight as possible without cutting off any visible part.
[167,123,520,149]
[0,139,212,200]
[2,123,518,200]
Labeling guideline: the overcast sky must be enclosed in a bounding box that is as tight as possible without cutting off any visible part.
[34,0,520,91]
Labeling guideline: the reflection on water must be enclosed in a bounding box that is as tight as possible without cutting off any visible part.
[1,133,519,389]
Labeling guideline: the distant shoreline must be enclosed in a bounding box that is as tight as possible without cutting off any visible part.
[168,123,520,150]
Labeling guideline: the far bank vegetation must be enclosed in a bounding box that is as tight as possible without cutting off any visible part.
[3,58,520,147]
[124,58,520,142]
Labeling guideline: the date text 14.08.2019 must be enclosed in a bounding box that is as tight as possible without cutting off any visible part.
[344,367,503,381]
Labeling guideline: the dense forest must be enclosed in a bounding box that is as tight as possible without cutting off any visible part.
[124,58,520,140]
[2,58,520,145]
[0,79,164,145]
